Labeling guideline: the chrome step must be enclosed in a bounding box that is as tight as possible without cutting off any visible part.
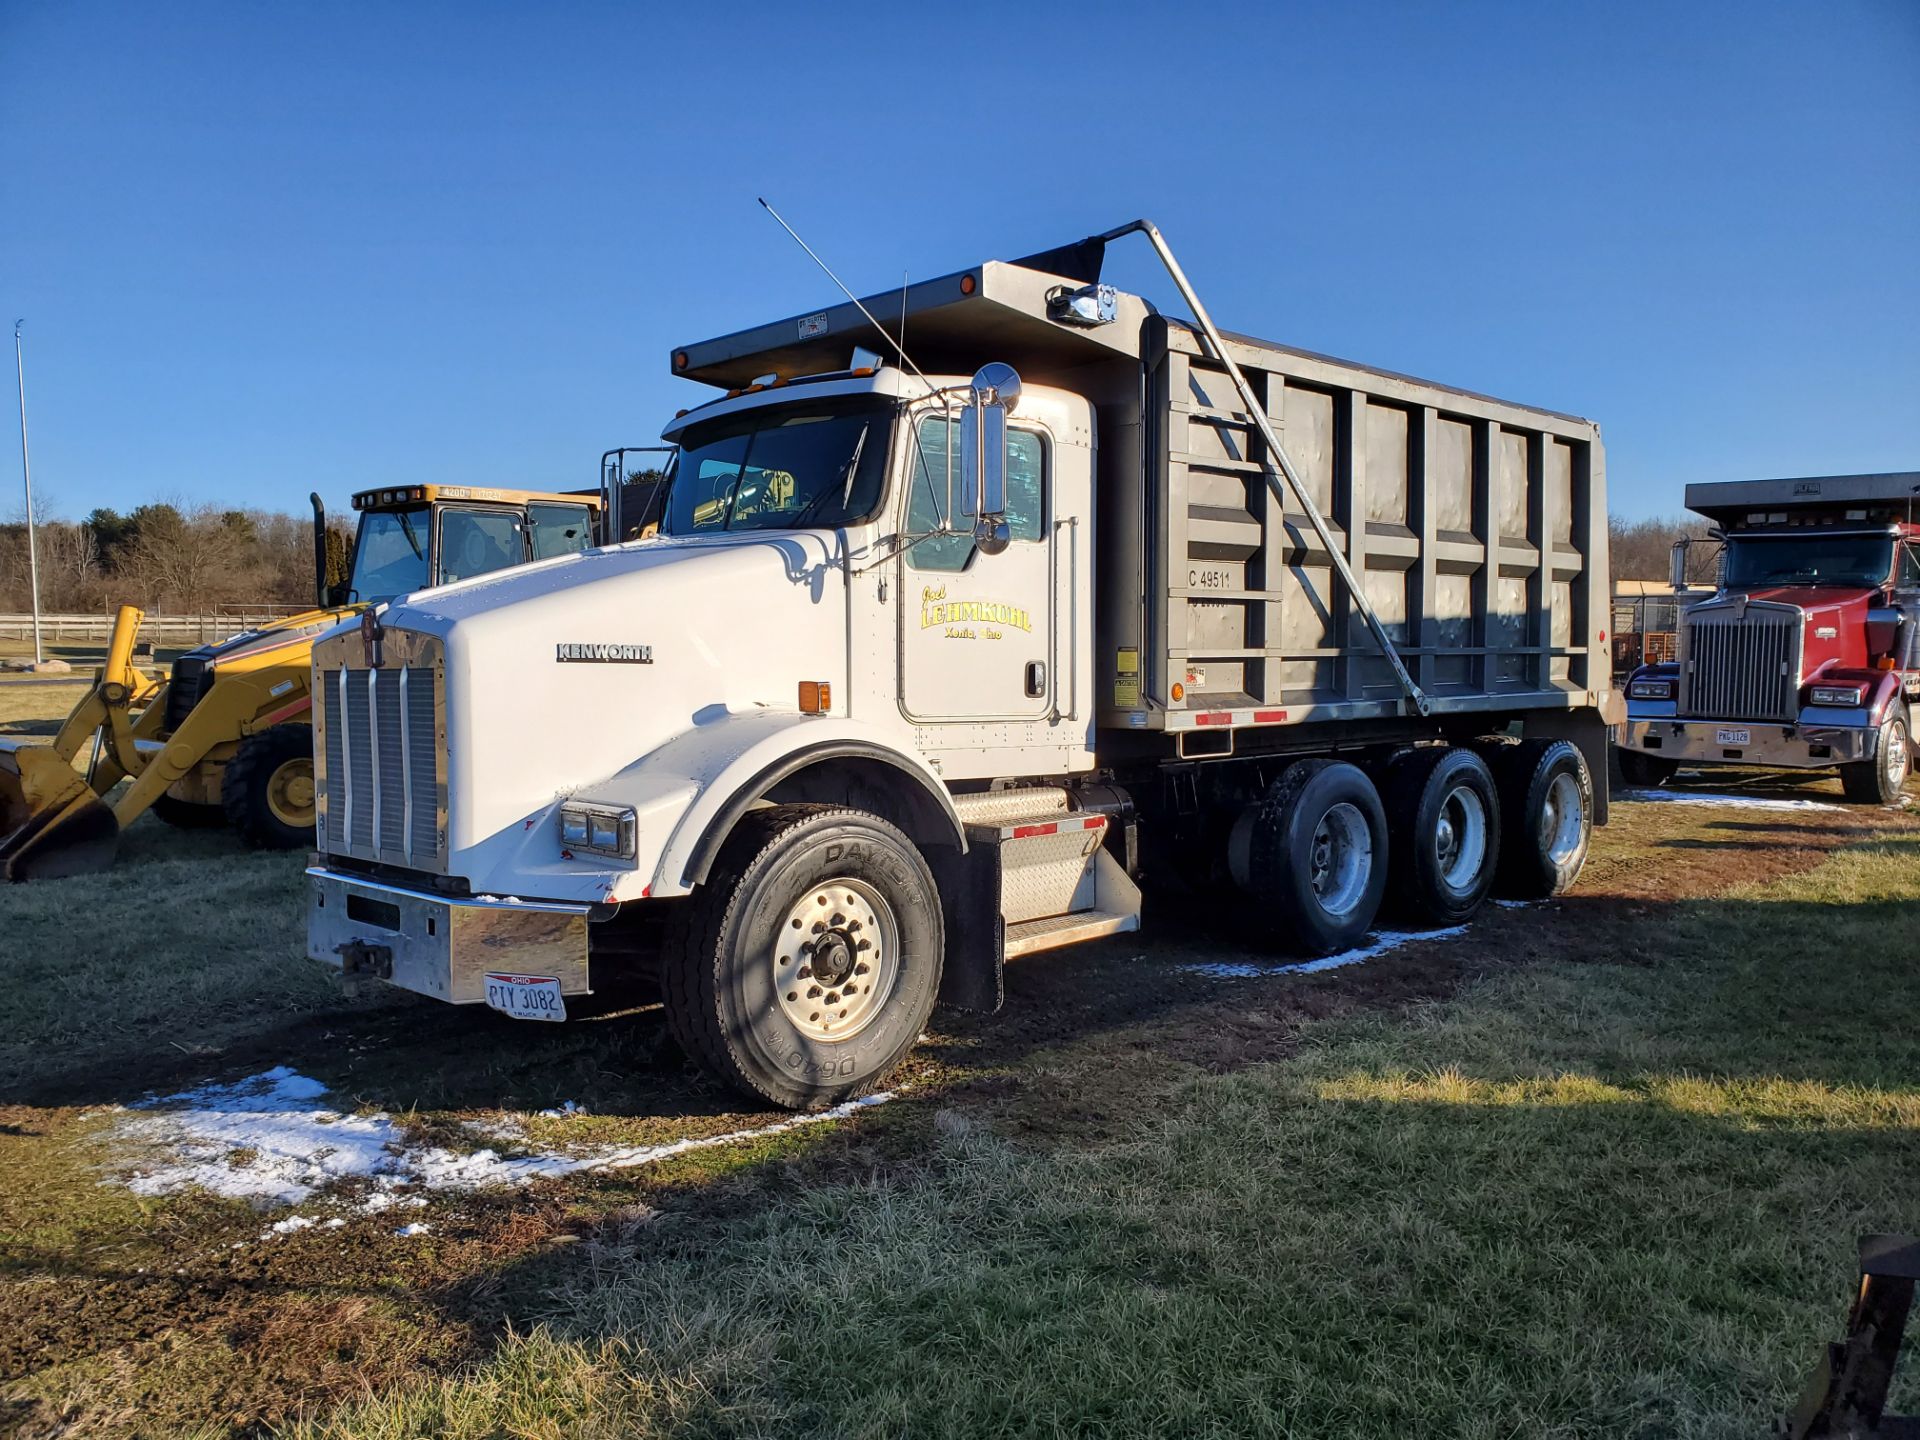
[951,786,1070,828]
[1005,908,1140,958]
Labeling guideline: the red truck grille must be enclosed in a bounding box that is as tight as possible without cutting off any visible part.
[1678,601,1802,724]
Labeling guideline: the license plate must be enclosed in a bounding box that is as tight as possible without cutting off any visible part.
[483,973,567,1022]
[1716,727,1751,746]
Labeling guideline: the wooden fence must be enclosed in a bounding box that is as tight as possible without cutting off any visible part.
[0,609,309,648]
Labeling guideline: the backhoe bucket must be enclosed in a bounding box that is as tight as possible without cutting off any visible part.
[0,744,121,881]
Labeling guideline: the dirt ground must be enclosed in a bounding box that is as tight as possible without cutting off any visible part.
[2,762,1914,1436]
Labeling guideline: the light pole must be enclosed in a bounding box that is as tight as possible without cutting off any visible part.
[13,320,43,666]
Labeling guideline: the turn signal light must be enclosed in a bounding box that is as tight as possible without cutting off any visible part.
[798,681,831,714]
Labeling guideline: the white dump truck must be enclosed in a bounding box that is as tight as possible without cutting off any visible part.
[307,221,1621,1108]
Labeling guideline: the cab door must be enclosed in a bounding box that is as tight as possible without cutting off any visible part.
[898,410,1054,721]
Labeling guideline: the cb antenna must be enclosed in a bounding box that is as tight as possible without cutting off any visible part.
[756,198,937,396]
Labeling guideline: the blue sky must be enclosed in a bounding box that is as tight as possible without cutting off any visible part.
[3,0,1915,524]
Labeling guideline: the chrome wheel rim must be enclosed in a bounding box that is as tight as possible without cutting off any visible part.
[1309,802,1371,918]
[773,877,900,1042]
[1886,721,1910,791]
[1435,784,1489,892]
[1543,772,1585,864]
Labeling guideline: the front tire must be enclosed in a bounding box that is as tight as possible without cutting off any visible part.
[152,793,226,829]
[1384,746,1500,926]
[222,724,317,849]
[662,805,943,1111]
[1242,760,1389,955]
[1840,708,1912,806]
[1616,748,1678,789]
[1491,739,1593,899]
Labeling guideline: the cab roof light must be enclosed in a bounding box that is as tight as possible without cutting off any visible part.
[959,273,977,295]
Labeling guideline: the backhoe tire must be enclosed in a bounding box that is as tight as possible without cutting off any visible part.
[1241,759,1388,956]
[1839,707,1912,806]
[222,724,317,849]
[661,805,943,1111]
[1616,748,1679,789]
[1383,746,1500,927]
[1491,739,1592,899]
[152,793,227,829]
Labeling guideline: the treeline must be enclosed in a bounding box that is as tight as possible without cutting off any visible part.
[1608,513,1719,586]
[0,503,348,614]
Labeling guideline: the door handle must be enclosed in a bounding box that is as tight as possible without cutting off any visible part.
[1025,661,1047,697]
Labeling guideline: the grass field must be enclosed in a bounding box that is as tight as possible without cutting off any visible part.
[1,672,1915,1437]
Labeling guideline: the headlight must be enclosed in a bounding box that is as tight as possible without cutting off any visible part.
[1809,684,1867,706]
[1629,679,1674,700]
[557,802,635,859]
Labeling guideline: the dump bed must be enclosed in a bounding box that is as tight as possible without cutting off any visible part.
[672,242,1611,738]
[1112,316,1607,732]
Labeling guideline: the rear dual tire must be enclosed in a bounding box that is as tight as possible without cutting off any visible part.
[1239,760,1390,955]
[1488,739,1593,899]
[1383,747,1501,926]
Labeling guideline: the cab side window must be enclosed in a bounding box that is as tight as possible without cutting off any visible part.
[1899,544,1920,590]
[438,508,526,583]
[529,502,594,559]
[903,415,1046,573]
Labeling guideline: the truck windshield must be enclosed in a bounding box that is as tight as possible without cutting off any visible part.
[1722,533,1894,589]
[350,507,431,601]
[664,399,893,535]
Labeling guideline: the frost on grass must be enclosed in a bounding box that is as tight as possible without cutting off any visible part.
[108,1066,892,1211]
[1178,926,1471,980]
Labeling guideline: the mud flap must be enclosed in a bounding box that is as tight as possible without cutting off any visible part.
[0,745,122,881]
[935,842,1004,1014]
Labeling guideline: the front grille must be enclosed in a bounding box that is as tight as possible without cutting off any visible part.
[164,655,215,732]
[1678,602,1802,723]
[315,633,444,869]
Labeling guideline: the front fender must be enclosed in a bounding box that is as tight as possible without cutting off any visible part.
[572,710,962,901]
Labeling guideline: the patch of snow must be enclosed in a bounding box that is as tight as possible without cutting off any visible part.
[1180,926,1470,980]
[535,1101,585,1119]
[109,1067,894,1211]
[265,1215,317,1236]
[1492,899,1536,910]
[394,1222,430,1237]
[1619,788,1844,812]
[117,1066,410,1206]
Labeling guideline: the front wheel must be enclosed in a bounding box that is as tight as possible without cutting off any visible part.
[661,805,943,1111]
[1616,748,1678,789]
[1840,708,1912,806]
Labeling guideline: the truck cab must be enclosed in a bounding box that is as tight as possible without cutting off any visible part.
[1618,472,1920,803]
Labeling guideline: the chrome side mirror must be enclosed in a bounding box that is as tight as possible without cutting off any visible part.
[961,362,1020,557]
[1669,537,1690,592]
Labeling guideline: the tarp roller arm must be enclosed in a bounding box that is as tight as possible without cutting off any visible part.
[1093,219,1432,718]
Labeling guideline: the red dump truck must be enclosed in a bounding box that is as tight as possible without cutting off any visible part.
[1618,472,1920,803]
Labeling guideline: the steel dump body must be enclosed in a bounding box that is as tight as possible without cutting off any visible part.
[675,255,1610,741]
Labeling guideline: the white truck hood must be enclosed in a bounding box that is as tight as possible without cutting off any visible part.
[376,531,848,889]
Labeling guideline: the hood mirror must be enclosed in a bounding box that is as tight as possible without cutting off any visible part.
[960,362,1021,557]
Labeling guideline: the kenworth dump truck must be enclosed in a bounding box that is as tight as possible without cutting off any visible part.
[307,221,1620,1109]
[1618,472,1920,803]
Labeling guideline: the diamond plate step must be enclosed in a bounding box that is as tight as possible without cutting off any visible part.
[1004,908,1140,958]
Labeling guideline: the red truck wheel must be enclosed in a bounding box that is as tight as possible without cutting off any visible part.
[1840,708,1912,806]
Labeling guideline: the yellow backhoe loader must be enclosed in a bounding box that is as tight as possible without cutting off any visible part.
[0,483,606,880]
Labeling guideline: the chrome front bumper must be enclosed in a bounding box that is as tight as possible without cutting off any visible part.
[1620,716,1876,770]
[306,867,591,1005]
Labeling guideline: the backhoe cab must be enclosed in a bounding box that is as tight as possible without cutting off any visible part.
[0,484,604,881]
